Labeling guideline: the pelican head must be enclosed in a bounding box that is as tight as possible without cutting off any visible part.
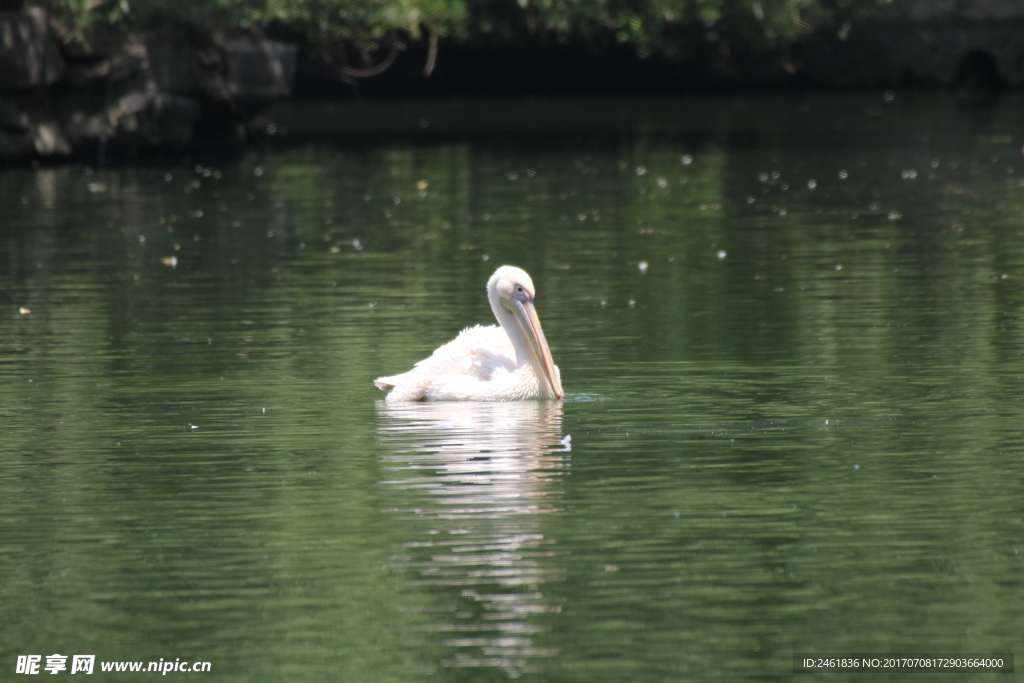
[487,266,563,400]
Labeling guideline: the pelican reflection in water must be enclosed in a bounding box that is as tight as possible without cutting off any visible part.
[375,266,562,402]
[376,400,567,675]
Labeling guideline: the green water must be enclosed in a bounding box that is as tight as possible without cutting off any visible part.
[2,92,1023,681]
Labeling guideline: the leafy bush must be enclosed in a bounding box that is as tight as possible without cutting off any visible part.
[41,0,851,57]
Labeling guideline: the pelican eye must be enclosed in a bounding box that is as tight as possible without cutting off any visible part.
[513,285,531,301]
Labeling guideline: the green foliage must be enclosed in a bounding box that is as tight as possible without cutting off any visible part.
[505,0,833,56]
[50,0,130,44]
[462,0,848,57]
[202,0,470,46]
[40,0,847,57]
[44,0,468,51]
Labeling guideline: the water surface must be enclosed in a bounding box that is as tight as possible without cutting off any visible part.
[2,92,1023,681]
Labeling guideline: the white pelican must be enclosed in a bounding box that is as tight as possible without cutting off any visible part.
[375,265,563,402]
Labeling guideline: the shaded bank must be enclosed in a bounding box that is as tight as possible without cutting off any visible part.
[296,25,1015,101]
[0,2,1020,160]
[0,9,295,160]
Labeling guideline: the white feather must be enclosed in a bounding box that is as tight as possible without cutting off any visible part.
[374,266,563,402]
[374,325,517,401]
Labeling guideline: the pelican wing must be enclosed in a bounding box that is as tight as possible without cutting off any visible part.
[375,325,516,401]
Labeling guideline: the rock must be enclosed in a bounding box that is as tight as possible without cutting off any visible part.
[0,91,71,156]
[59,17,129,61]
[794,19,1024,88]
[222,36,297,100]
[146,29,296,107]
[57,83,201,151]
[0,11,296,159]
[0,8,64,91]
[63,34,148,87]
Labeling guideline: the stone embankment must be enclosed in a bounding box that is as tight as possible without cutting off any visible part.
[0,8,295,159]
[1,3,1022,160]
